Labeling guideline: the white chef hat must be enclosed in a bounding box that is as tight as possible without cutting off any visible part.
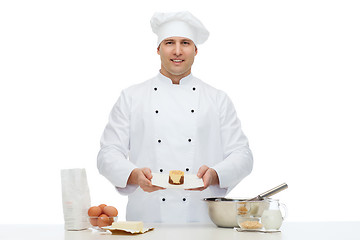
[150,11,209,46]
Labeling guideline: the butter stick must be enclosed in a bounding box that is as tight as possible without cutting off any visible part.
[111,221,143,232]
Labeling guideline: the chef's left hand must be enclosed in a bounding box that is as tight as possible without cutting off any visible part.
[186,165,219,191]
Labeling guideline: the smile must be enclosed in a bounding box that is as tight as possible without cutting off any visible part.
[171,59,184,63]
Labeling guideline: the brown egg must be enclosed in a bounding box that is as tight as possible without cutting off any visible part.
[103,206,118,217]
[89,217,98,226]
[88,206,102,217]
[98,204,107,212]
[97,214,111,228]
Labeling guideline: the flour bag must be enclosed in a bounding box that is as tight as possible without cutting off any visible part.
[61,168,91,230]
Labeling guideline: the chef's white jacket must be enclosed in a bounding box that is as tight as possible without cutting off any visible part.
[97,73,253,223]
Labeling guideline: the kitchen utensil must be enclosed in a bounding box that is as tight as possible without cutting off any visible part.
[203,198,270,228]
[261,199,287,230]
[204,183,288,228]
[248,183,288,201]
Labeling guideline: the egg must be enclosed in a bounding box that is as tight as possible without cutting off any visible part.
[89,217,98,226]
[98,204,107,212]
[88,206,102,217]
[97,214,111,228]
[103,206,118,217]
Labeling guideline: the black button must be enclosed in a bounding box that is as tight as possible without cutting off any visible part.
[158,139,161,143]
[186,168,189,172]
[191,109,194,113]
[155,110,159,114]
[154,87,158,91]
[188,139,192,142]
[162,198,166,201]
[192,87,196,91]
[183,198,186,201]
[160,169,163,172]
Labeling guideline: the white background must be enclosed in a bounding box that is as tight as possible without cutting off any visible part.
[1,0,359,224]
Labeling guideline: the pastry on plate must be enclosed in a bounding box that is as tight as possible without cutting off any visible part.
[168,170,184,185]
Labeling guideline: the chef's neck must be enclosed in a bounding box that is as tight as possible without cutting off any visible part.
[159,69,192,85]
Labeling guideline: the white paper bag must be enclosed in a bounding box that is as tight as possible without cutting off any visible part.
[61,168,91,230]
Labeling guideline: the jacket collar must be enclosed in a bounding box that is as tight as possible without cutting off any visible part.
[157,71,194,86]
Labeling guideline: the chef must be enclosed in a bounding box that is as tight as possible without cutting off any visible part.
[97,11,253,223]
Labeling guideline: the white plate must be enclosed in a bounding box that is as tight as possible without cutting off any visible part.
[234,227,281,233]
[151,173,204,189]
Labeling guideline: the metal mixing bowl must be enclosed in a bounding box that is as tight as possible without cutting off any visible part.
[203,197,270,228]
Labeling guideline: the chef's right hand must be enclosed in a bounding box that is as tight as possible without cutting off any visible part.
[128,168,165,193]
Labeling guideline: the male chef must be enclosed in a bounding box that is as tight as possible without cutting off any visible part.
[97,11,253,223]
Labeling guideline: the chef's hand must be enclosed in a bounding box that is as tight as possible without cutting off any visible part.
[187,165,219,191]
[128,168,165,193]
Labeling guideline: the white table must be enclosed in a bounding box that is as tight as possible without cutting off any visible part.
[0,222,359,240]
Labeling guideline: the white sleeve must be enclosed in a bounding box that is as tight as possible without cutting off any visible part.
[97,90,138,194]
[211,92,253,195]
[115,185,139,196]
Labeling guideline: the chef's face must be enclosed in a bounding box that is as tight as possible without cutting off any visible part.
[157,37,197,82]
